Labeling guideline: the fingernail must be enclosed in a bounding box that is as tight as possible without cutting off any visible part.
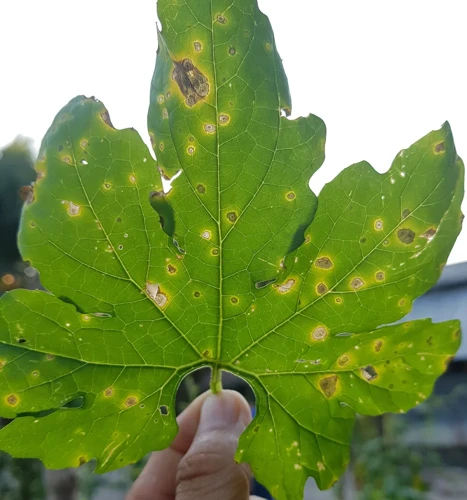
[198,392,247,434]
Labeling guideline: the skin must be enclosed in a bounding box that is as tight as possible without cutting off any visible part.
[126,390,266,500]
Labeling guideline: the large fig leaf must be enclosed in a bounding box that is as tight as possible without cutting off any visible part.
[0,0,464,498]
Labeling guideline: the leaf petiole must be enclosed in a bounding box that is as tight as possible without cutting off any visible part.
[210,364,223,394]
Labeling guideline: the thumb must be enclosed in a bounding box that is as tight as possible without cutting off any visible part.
[175,390,253,500]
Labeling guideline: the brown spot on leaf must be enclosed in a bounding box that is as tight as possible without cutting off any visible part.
[375,271,385,282]
[219,114,230,125]
[427,336,433,346]
[361,365,378,381]
[319,375,338,398]
[315,257,333,269]
[229,47,236,56]
[402,209,411,219]
[6,394,18,406]
[100,111,115,128]
[434,142,445,153]
[194,291,201,298]
[19,185,35,205]
[351,278,364,290]
[397,228,415,244]
[160,405,169,415]
[277,279,295,294]
[167,264,177,274]
[172,59,210,107]
[211,248,219,256]
[374,340,384,352]
[79,457,86,466]
[194,41,202,52]
[374,219,383,231]
[230,296,239,304]
[104,387,114,398]
[204,123,216,134]
[216,14,227,24]
[311,326,328,341]
[286,191,296,200]
[146,283,168,308]
[226,211,237,223]
[66,201,81,217]
[338,355,349,367]
[197,184,206,194]
[421,227,437,242]
[316,283,328,295]
[125,396,138,407]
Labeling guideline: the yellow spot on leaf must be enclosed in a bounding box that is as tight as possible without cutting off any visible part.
[374,219,383,231]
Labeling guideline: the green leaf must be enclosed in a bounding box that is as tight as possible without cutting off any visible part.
[0,0,464,498]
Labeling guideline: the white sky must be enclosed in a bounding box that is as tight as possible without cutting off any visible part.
[1,0,465,264]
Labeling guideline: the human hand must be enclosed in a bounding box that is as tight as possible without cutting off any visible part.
[126,390,266,500]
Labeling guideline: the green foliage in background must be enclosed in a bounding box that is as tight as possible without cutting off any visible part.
[0,0,464,498]
[0,138,35,270]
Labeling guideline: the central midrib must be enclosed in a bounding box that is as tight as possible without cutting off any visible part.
[211,1,223,364]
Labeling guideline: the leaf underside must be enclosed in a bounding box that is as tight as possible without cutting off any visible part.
[0,1,464,498]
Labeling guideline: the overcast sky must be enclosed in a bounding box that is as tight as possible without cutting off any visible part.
[1,0,465,264]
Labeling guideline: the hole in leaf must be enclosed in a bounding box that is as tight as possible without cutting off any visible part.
[62,395,85,409]
[255,278,276,289]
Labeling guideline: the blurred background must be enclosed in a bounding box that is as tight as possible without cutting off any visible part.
[1,0,466,498]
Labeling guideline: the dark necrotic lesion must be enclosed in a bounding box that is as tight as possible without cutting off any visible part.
[172,59,209,107]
